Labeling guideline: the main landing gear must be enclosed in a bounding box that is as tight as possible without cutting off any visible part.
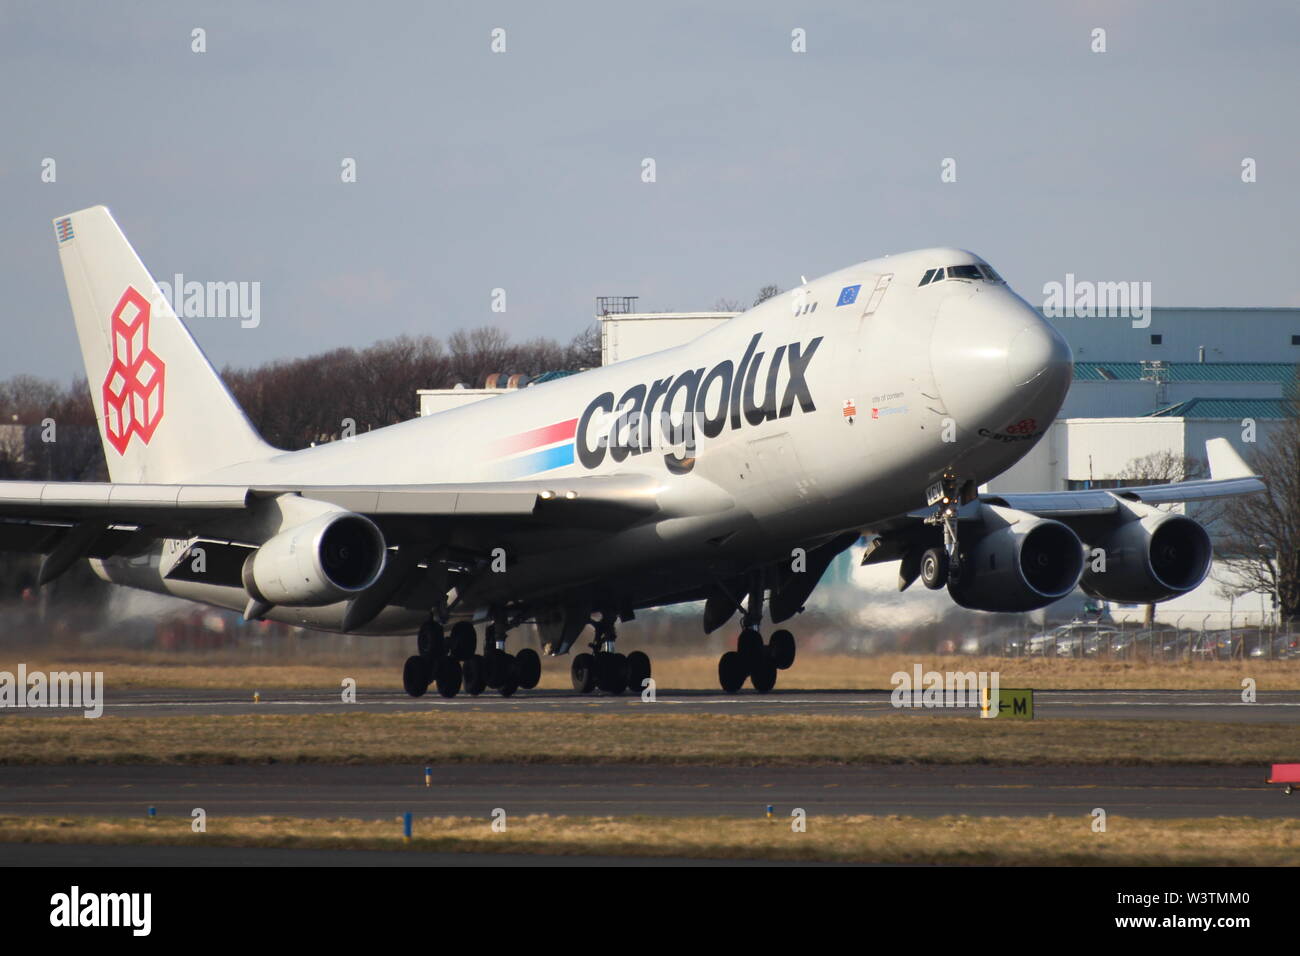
[402,617,542,699]
[718,627,796,693]
[716,580,797,693]
[570,615,652,696]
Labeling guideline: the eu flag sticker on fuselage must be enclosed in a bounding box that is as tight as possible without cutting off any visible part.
[837,284,860,307]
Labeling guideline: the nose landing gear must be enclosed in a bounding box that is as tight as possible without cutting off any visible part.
[920,474,976,589]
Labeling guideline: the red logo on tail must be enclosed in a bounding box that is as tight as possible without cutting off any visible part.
[102,287,165,454]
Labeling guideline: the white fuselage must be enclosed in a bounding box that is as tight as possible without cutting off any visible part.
[93,247,1073,633]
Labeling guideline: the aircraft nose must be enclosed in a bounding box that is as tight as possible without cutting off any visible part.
[1007,320,1072,388]
[930,290,1072,426]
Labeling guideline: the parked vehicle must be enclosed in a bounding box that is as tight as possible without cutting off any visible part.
[1026,621,1123,658]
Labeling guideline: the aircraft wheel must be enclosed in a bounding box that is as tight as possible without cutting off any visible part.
[768,629,796,670]
[417,620,445,660]
[737,628,764,665]
[749,656,777,693]
[571,653,597,694]
[448,621,477,661]
[402,655,430,697]
[434,657,463,698]
[920,547,949,590]
[718,651,747,694]
[626,650,651,694]
[463,654,487,696]
[764,632,795,671]
[596,652,629,695]
[497,655,519,697]
[485,649,512,688]
[515,648,542,690]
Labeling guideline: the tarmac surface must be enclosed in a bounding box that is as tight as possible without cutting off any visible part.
[5,687,1297,865]
[9,686,1298,723]
[2,763,1296,820]
[0,843,806,867]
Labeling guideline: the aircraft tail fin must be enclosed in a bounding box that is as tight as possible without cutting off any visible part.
[53,206,277,483]
[1206,437,1254,481]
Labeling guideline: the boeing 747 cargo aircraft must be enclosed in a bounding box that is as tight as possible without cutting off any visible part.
[0,208,1264,696]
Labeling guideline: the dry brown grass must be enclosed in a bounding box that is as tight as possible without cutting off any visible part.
[3,651,1297,691]
[1,711,1294,766]
[2,812,1295,865]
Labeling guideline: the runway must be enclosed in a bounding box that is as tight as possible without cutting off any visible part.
[8,686,1298,723]
[0,843,804,867]
[1,763,1294,820]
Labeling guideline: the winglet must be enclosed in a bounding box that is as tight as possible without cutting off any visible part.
[1206,438,1254,480]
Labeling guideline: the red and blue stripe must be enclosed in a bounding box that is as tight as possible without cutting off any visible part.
[493,418,578,477]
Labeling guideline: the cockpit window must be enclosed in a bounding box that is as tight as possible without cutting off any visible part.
[921,262,1004,287]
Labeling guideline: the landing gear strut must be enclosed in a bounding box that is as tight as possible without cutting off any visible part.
[715,580,795,694]
[920,473,973,589]
[570,613,652,695]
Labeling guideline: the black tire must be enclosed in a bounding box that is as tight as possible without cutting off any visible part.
[463,654,487,696]
[718,651,747,693]
[417,620,445,660]
[596,652,629,695]
[434,657,462,698]
[737,628,764,665]
[920,547,949,590]
[402,655,430,697]
[768,629,796,670]
[497,655,519,697]
[749,656,777,693]
[515,648,542,690]
[448,621,477,661]
[571,653,597,693]
[626,650,651,694]
[484,649,511,688]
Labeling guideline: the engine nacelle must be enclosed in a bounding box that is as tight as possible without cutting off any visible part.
[242,511,386,606]
[1081,509,1212,604]
[948,505,1085,612]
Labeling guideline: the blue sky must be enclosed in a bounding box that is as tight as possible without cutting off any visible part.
[2,0,1297,380]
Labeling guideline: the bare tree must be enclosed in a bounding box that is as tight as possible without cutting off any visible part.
[564,322,601,369]
[713,297,743,313]
[1215,414,1300,623]
[753,285,782,307]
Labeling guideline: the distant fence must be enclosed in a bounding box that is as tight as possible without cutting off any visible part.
[988,625,1299,661]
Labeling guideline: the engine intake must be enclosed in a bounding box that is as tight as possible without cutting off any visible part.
[948,505,1085,612]
[243,511,386,606]
[1081,510,1212,604]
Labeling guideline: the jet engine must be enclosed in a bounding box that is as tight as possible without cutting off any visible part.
[242,511,387,606]
[947,505,1085,612]
[1080,507,1212,604]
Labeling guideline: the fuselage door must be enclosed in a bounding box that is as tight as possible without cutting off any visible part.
[862,273,894,317]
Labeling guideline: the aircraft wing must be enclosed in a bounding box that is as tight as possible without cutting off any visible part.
[0,472,672,564]
[980,438,1263,516]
